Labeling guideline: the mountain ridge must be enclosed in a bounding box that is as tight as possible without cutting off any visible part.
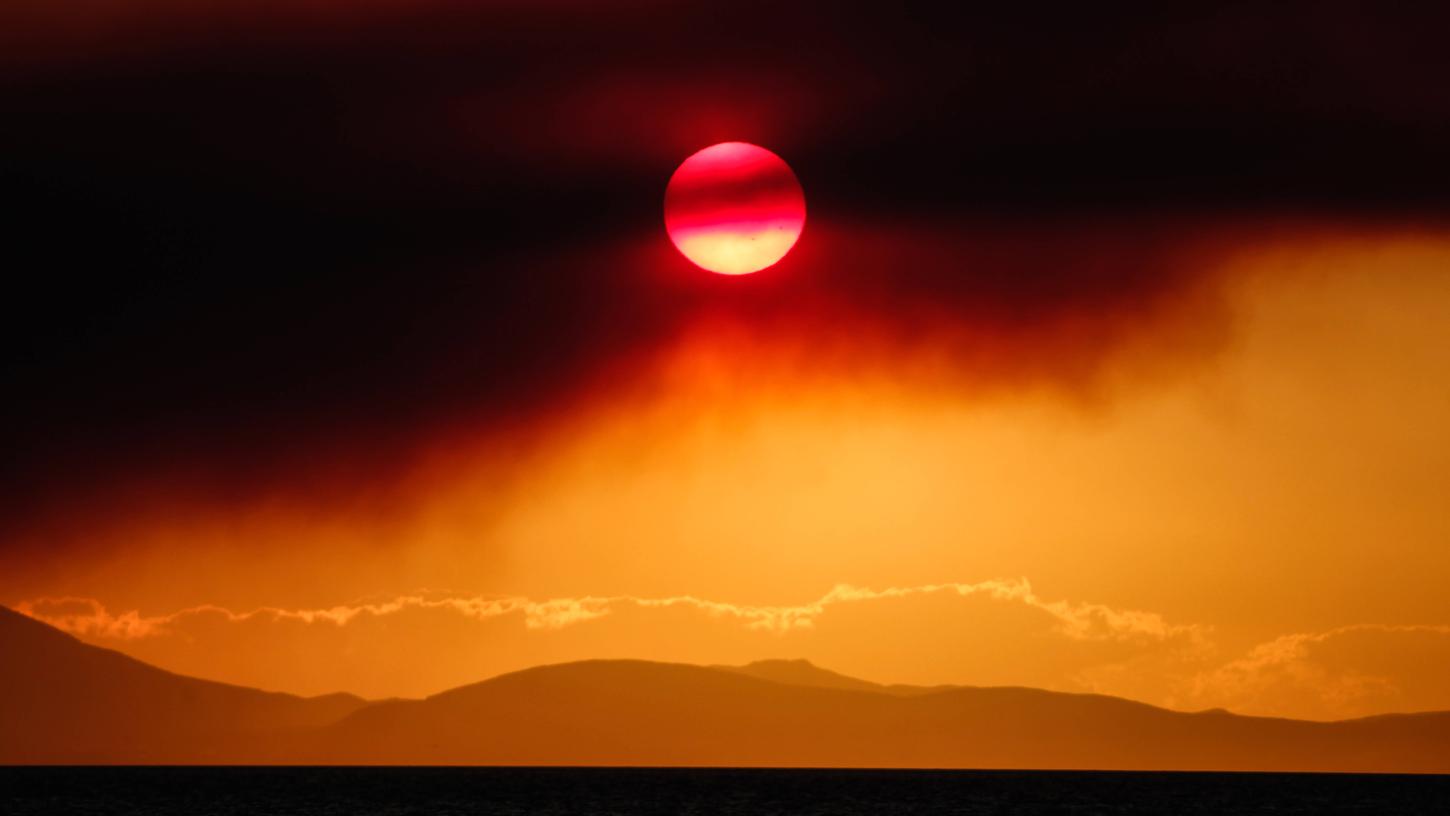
[0,605,368,762]
[3,606,1447,770]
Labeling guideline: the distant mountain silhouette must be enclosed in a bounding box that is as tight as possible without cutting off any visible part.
[718,659,957,696]
[3,606,1448,770]
[313,659,1450,771]
[0,605,367,763]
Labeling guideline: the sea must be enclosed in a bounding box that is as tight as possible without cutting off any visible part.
[3,767,1448,815]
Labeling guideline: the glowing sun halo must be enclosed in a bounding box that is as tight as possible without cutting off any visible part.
[664,142,806,276]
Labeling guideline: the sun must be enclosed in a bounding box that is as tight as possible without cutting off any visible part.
[664,142,806,276]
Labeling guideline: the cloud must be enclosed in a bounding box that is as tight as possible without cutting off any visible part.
[1177,624,1450,720]
[15,597,169,640]
[13,580,1218,701]
[12,0,1447,566]
[17,578,1203,642]
[19,584,1450,720]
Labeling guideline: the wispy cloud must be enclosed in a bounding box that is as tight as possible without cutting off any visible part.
[1178,624,1450,719]
[16,578,1203,643]
[15,587,1450,719]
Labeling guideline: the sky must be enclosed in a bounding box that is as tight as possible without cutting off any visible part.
[4,2,1450,722]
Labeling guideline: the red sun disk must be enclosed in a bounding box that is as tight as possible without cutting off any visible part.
[664,142,806,275]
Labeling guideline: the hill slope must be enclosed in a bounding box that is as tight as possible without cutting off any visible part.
[718,658,956,696]
[313,659,1450,771]
[3,607,1447,770]
[0,606,368,763]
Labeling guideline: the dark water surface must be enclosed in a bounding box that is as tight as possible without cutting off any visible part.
[3,767,1448,815]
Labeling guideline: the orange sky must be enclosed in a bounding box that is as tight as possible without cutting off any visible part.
[8,221,1450,722]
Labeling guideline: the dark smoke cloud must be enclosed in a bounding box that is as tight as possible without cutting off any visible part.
[3,1,1449,545]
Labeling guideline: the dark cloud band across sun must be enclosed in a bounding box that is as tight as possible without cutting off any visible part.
[4,2,1450,564]
[2,210,1253,557]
